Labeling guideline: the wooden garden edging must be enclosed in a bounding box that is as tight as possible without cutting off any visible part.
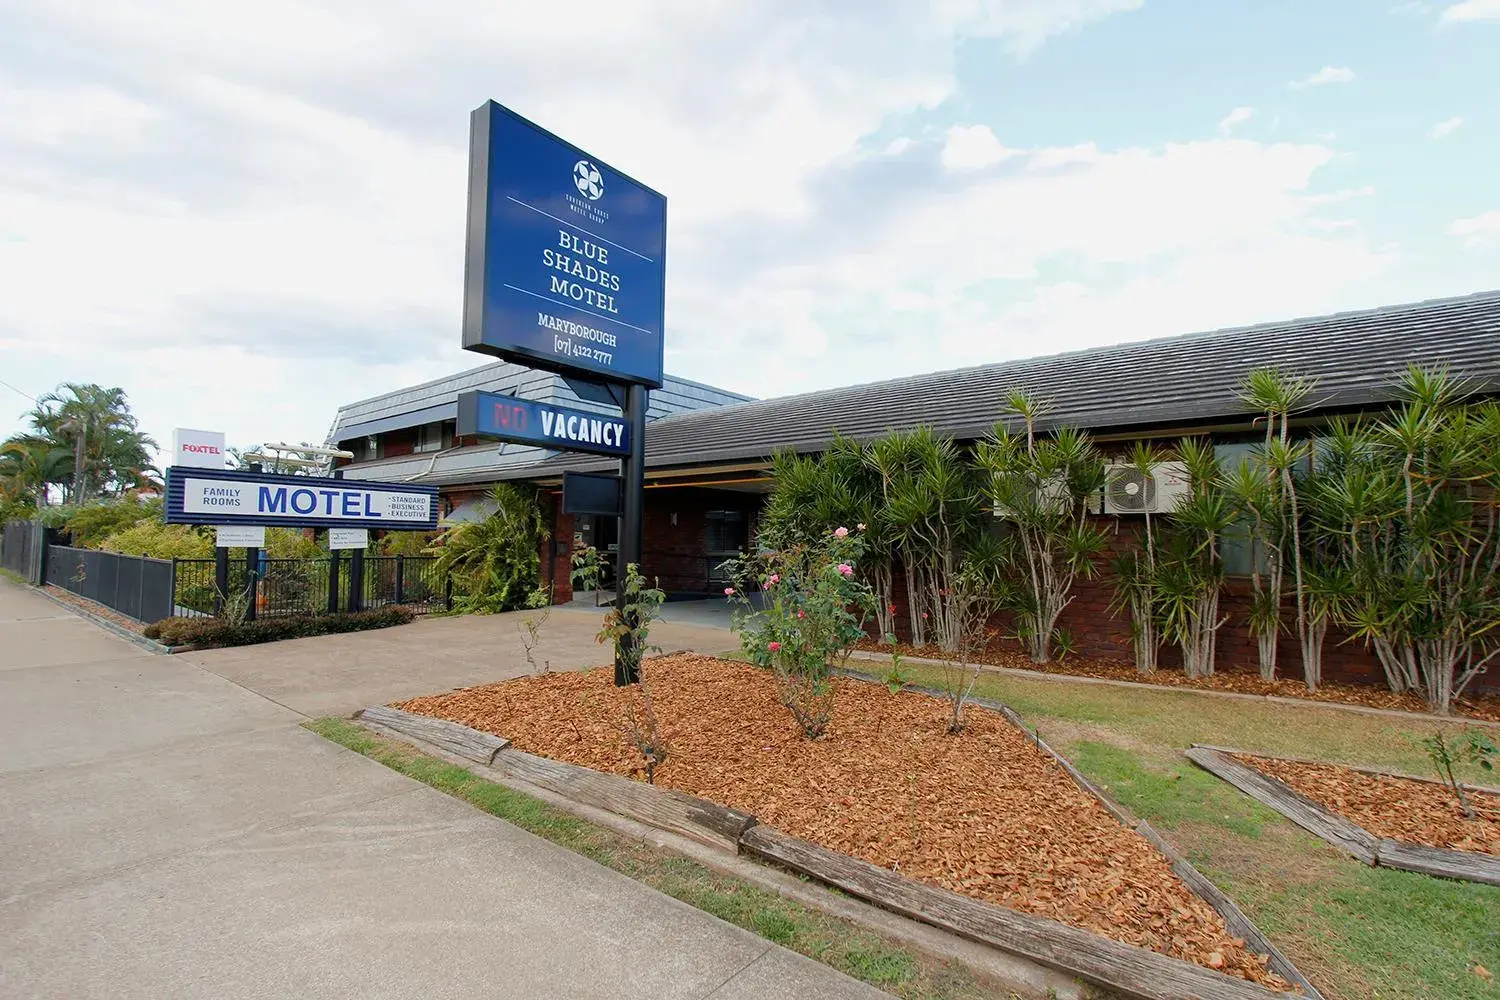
[1187,746,1500,887]
[357,703,1317,998]
[357,705,755,853]
[486,745,756,854]
[358,706,511,763]
[740,824,1289,1000]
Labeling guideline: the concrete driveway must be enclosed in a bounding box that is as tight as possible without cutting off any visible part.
[0,580,881,1000]
[180,606,737,717]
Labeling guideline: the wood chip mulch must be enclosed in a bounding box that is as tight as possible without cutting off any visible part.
[857,638,1500,723]
[1232,753,1500,856]
[42,585,147,635]
[398,653,1294,990]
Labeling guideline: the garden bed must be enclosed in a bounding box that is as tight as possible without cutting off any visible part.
[855,639,1500,723]
[397,653,1296,990]
[1230,752,1500,856]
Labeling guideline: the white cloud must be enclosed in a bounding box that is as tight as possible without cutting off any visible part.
[1441,0,1500,21]
[939,124,1019,171]
[1291,66,1356,88]
[0,0,1419,459]
[1447,210,1500,245]
[1217,106,1255,134]
[1429,116,1464,138]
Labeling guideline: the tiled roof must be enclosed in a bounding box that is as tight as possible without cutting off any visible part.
[493,289,1500,481]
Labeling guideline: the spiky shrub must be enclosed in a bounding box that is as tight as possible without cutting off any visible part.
[977,392,1107,664]
[1305,367,1500,713]
[724,526,875,739]
[1154,438,1233,679]
[759,437,893,638]
[427,484,547,615]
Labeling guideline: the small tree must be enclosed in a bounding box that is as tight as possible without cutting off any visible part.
[1417,729,1496,819]
[724,526,875,739]
[597,563,665,685]
[620,668,669,783]
[977,391,1107,663]
[935,567,999,733]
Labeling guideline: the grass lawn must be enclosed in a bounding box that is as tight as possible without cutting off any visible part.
[306,717,994,1000]
[844,658,1500,1000]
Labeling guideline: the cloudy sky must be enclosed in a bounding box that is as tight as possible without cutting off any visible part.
[2,0,1497,455]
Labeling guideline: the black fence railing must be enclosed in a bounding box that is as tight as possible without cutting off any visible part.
[171,553,450,619]
[45,545,175,623]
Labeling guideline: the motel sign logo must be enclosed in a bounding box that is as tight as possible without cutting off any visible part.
[574,159,604,201]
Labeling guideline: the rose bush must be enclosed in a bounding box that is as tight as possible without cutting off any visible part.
[723,526,875,738]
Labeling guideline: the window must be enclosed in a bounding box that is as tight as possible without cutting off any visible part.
[362,436,379,461]
[1214,442,1261,576]
[414,422,444,454]
[705,510,747,553]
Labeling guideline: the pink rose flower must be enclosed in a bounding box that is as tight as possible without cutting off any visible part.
[768,641,781,652]
[796,610,805,619]
[834,526,849,538]
[767,573,780,585]
[837,563,853,577]
[724,587,735,596]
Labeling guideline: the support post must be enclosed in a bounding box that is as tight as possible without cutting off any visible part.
[327,549,341,614]
[243,546,259,621]
[614,382,647,686]
[214,546,229,615]
[394,554,405,605]
[349,548,365,613]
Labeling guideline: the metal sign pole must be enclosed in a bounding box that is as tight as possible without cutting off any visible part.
[614,383,647,686]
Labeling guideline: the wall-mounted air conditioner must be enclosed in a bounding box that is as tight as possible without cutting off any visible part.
[993,475,1070,518]
[1098,462,1190,515]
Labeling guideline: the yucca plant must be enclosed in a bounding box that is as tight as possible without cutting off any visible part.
[1109,442,1171,674]
[1153,438,1233,678]
[977,391,1107,663]
[1233,368,1317,682]
[1306,368,1500,713]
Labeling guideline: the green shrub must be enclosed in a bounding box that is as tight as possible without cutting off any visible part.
[144,607,415,648]
[100,520,213,560]
[66,496,164,548]
[429,484,546,614]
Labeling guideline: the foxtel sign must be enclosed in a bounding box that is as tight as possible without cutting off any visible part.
[456,389,629,457]
[164,467,438,530]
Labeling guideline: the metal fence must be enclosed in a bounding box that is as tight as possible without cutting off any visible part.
[44,546,175,623]
[171,553,449,619]
[2,520,41,581]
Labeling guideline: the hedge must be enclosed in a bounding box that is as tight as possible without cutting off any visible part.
[145,607,415,649]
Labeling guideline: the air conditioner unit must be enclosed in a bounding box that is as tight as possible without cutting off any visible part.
[993,475,1071,518]
[1101,462,1190,515]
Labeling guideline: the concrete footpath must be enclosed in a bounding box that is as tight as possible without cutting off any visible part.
[0,580,884,1000]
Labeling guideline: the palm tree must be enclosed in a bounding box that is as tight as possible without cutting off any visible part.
[0,434,70,505]
[428,484,549,613]
[28,384,155,503]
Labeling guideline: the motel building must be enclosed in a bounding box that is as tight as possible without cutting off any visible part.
[328,289,1500,687]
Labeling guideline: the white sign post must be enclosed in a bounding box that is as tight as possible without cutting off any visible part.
[214,525,266,548]
[328,528,369,550]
